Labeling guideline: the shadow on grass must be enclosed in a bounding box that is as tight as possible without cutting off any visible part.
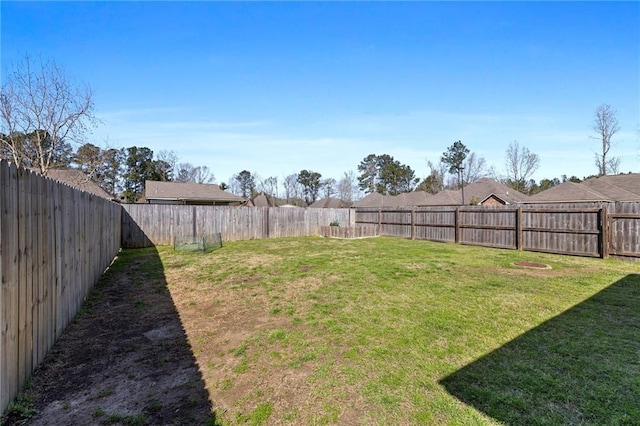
[6,245,217,425]
[440,274,640,425]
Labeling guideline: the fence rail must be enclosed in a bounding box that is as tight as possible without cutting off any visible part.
[121,205,356,248]
[355,204,640,259]
[0,161,121,414]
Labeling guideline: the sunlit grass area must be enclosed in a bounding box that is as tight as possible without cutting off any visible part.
[154,236,639,425]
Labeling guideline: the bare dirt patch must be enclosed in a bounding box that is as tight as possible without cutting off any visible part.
[513,261,552,269]
[2,248,215,426]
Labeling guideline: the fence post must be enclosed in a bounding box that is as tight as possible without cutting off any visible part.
[192,206,197,240]
[378,208,382,235]
[600,206,609,259]
[411,208,415,240]
[516,208,523,250]
[454,208,460,244]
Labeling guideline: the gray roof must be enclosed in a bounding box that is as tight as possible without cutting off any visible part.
[581,174,640,201]
[526,181,612,203]
[43,168,113,200]
[420,178,528,206]
[352,192,385,208]
[526,174,640,203]
[333,178,530,208]
[308,197,351,208]
[145,180,245,203]
[252,194,272,207]
[422,189,462,206]
[352,191,433,208]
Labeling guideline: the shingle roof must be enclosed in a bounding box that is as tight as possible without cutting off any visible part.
[252,194,272,207]
[581,174,640,201]
[352,192,385,208]
[308,197,351,208]
[352,179,527,208]
[43,168,113,200]
[145,181,245,203]
[419,178,529,206]
[422,189,462,206]
[525,181,614,203]
[525,174,640,203]
[465,178,529,204]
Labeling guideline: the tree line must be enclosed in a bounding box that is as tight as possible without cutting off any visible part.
[1,54,630,205]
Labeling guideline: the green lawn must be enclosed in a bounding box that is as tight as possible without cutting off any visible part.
[156,236,640,425]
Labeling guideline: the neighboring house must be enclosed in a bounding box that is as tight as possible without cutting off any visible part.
[525,174,640,204]
[422,178,528,206]
[352,191,432,208]
[144,180,246,205]
[252,194,273,207]
[250,194,304,207]
[308,197,352,208]
[390,191,432,207]
[581,173,640,201]
[525,181,613,203]
[352,192,382,208]
[421,189,462,206]
[37,168,114,200]
[353,179,527,208]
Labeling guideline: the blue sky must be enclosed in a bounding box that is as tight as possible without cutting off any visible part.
[2,1,639,188]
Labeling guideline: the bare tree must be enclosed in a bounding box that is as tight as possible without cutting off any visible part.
[504,140,540,193]
[462,152,487,184]
[592,104,620,176]
[283,173,303,205]
[156,150,179,180]
[337,170,359,203]
[174,163,214,183]
[0,54,96,174]
[257,176,278,198]
[321,178,337,198]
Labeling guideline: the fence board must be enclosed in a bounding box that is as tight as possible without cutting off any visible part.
[0,162,19,411]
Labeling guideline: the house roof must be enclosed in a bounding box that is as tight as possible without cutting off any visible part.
[464,178,529,204]
[422,178,529,206]
[352,191,433,208]
[145,180,245,203]
[525,181,614,203]
[353,179,529,208]
[422,189,462,206]
[581,174,640,201]
[352,192,385,208]
[525,174,640,203]
[394,191,432,206]
[42,168,113,200]
[252,194,272,207]
[308,197,351,208]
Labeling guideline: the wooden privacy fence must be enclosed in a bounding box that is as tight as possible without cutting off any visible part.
[0,161,122,414]
[121,204,356,248]
[356,203,640,259]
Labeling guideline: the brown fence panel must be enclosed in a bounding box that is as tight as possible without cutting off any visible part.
[0,161,121,415]
[121,205,356,248]
[356,203,639,259]
[520,208,601,257]
[459,208,517,249]
[414,208,456,243]
[609,203,640,258]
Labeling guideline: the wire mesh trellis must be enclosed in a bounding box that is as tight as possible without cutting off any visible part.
[173,233,222,253]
